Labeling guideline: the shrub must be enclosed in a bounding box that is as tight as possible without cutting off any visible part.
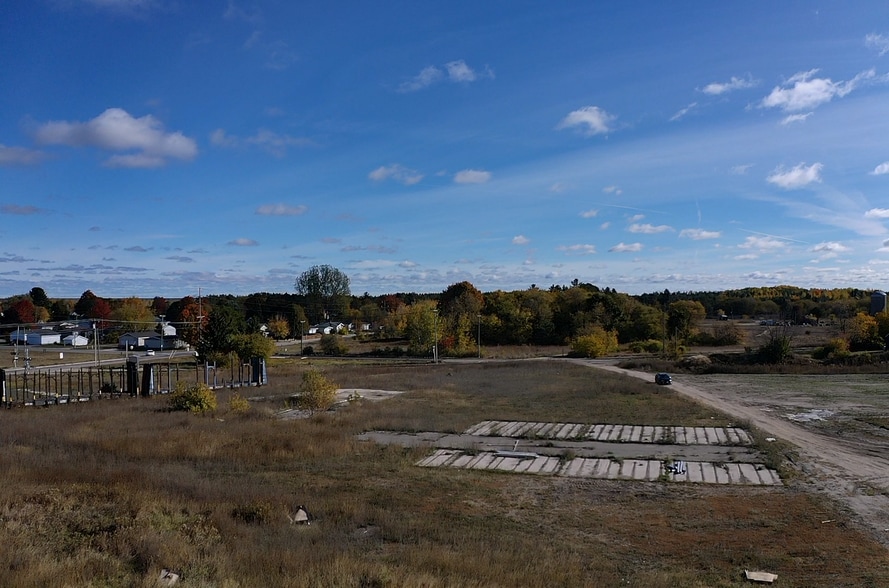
[813,337,850,360]
[569,327,618,358]
[319,334,348,355]
[297,369,337,413]
[628,339,662,353]
[228,392,251,414]
[168,382,217,414]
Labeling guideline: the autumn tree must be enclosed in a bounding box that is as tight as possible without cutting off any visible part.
[167,296,205,346]
[439,281,484,356]
[267,315,291,339]
[29,287,50,309]
[9,299,36,324]
[848,312,881,351]
[570,326,619,358]
[111,297,155,331]
[666,300,706,342]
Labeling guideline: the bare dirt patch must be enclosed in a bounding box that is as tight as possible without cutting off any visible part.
[581,360,889,546]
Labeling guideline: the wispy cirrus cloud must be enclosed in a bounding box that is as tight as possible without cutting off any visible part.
[759,68,875,113]
[865,208,889,218]
[558,244,596,254]
[368,164,424,185]
[702,75,758,95]
[211,128,312,157]
[628,223,672,234]
[228,238,259,246]
[397,60,492,92]
[255,204,308,216]
[766,162,823,189]
[679,228,721,240]
[454,169,491,184]
[866,33,889,56]
[0,144,45,166]
[2,204,46,215]
[34,108,197,168]
[557,106,615,136]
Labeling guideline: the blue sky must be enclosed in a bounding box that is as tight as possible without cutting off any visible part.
[3,1,889,299]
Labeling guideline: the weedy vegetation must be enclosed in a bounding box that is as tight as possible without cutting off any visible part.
[0,359,885,586]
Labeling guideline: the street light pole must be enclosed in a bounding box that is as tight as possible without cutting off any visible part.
[433,309,439,363]
[300,320,306,355]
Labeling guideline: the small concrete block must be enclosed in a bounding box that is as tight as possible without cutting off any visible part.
[632,460,650,480]
[736,429,753,444]
[593,458,611,477]
[467,420,492,435]
[500,421,522,436]
[605,460,622,479]
[577,458,598,477]
[537,423,556,437]
[540,458,561,474]
[598,424,614,440]
[607,425,624,441]
[653,426,664,443]
[567,423,584,438]
[725,428,741,444]
[676,427,688,444]
[469,453,496,469]
[495,457,520,471]
[724,463,743,483]
[700,462,718,484]
[640,425,653,442]
[555,423,574,439]
[619,460,634,478]
[687,461,704,483]
[450,453,474,468]
[512,422,533,437]
[525,456,550,473]
[564,458,585,477]
[714,464,730,484]
[738,463,761,484]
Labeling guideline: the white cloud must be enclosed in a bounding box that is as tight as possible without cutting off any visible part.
[445,60,476,82]
[228,238,259,246]
[811,241,850,256]
[702,75,758,95]
[609,242,642,253]
[865,208,889,218]
[398,60,490,92]
[628,214,645,222]
[600,222,611,230]
[760,68,875,112]
[246,129,312,157]
[766,162,823,189]
[368,164,424,185]
[628,223,672,234]
[512,235,529,245]
[603,185,622,195]
[210,128,238,147]
[866,33,889,56]
[679,228,721,240]
[558,244,596,254]
[454,169,491,184]
[670,102,697,121]
[870,162,889,175]
[780,113,813,125]
[557,106,614,136]
[579,209,598,218]
[255,204,308,216]
[738,235,788,251]
[731,164,753,175]
[549,182,565,192]
[34,108,197,167]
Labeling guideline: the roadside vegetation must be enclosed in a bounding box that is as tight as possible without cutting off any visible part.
[0,360,886,586]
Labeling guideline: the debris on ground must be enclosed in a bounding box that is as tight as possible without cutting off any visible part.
[744,569,777,583]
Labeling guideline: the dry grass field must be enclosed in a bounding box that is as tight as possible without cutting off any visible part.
[0,359,886,587]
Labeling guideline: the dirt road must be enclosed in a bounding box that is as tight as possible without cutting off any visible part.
[576,359,889,545]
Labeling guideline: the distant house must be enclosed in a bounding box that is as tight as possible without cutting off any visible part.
[63,334,89,347]
[12,329,61,346]
[309,321,345,335]
[119,323,178,350]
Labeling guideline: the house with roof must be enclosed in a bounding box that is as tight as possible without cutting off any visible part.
[308,321,346,335]
[11,329,61,346]
[63,333,90,347]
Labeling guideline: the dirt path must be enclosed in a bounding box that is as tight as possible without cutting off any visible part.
[571,359,889,545]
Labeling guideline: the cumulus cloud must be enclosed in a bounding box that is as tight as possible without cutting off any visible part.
[368,164,424,185]
[255,204,308,216]
[866,33,889,56]
[870,162,889,175]
[558,244,596,254]
[33,108,197,167]
[512,235,530,245]
[766,162,823,189]
[865,208,889,218]
[731,164,753,175]
[579,209,598,218]
[811,241,850,256]
[628,223,672,234]
[0,144,44,166]
[228,238,259,246]
[609,242,642,253]
[557,106,615,136]
[454,169,491,184]
[702,75,758,95]
[679,228,721,240]
[603,185,622,195]
[759,69,875,112]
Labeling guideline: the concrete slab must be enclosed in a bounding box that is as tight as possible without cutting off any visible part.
[540,458,561,474]
[653,426,664,443]
[598,424,614,440]
[564,458,585,477]
[632,460,650,480]
[469,453,496,469]
[589,424,606,440]
[500,421,522,436]
[450,453,474,468]
[592,458,611,477]
[687,461,704,483]
[525,456,550,474]
[700,462,718,484]
[738,463,761,484]
[607,425,624,441]
[714,464,730,484]
[724,463,743,483]
[675,427,688,444]
[554,423,574,439]
[714,428,728,444]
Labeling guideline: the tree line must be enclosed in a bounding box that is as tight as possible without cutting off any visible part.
[1,269,886,362]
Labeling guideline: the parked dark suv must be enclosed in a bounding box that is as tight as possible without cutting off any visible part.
[655,372,672,385]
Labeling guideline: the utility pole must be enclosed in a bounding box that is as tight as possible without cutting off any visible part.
[477,314,481,359]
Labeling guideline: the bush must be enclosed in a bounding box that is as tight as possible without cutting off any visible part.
[228,393,251,414]
[319,334,348,355]
[569,327,619,358]
[168,383,217,414]
[297,369,337,413]
[628,339,662,353]
[813,337,850,360]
